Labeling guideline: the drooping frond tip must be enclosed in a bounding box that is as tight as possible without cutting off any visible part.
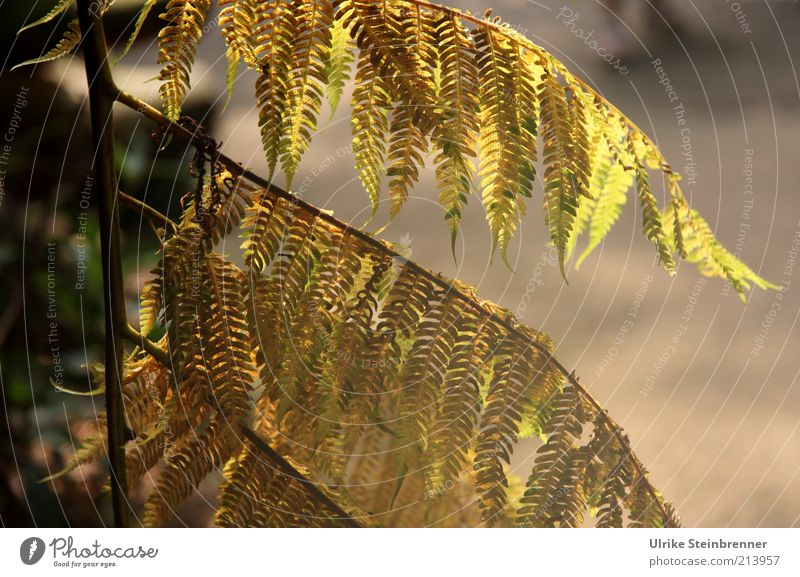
[56,170,679,527]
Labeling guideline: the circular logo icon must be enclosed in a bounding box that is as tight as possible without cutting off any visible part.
[20,537,46,565]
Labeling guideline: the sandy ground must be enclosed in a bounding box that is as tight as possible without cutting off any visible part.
[94,0,799,526]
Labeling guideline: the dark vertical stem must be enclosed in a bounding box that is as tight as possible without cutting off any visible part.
[76,0,130,528]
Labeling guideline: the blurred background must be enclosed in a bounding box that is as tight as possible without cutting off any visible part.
[1,0,798,527]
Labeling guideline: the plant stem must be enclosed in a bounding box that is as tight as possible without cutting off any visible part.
[76,0,130,528]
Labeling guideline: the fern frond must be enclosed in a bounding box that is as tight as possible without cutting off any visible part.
[539,64,580,277]
[143,418,236,527]
[474,335,550,525]
[386,103,428,218]
[395,289,459,459]
[200,254,254,420]
[517,380,588,527]
[12,18,81,70]
[573,141,633,268]
[218,0,258,67]
[428,312,492,488]
[18,0,73,35]
[351,50,391,216]
[121,177,681,526]
[253,0,296,176]
[139,261,163,338]
[474,26,526,261]
[42,413,108,482]
[664,194,779,301]
[112,0,158,65]
[156,0,211,121]
[325,12,356,117]
[341,0,437,126]
[433,12,478,251]
[280,0,334,187]
[628,135,676,274]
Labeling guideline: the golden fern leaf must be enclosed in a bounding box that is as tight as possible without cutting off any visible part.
[517,379,589,527]
[160,224,206,377]
[395,289,459,460]
[383,3,437,218]
[17,0,74,34]
[218,437,361,527]
[199,254,254,420]
[218,0,258,68]
[139,263,163,338]
[664,195,779,301]
[156,0,212,121]
[252,0,296,176]
[112,0,158,65]
[217,0,257,110]
[626,469,671,528]
[573,140,634,268]
[216,445,260,527]
[428,312,493,489]
[352,266,435,431]
[628,135,676,274]
[12,19,81,70]
[320,254,390,420]
[280,0,334,187]
[538,63,580,277]
[143,418,236,527]
[42,413,108,482]
[273,223,338,426]
[351,50,391,216]
[386,102,428,218]
[474,335,545,525]
[433,12,479,251]
[341,0,437,126]
[590,423,632,528]
[474,25,527,261]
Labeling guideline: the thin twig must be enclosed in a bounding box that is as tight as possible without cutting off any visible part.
[120,190,179,233]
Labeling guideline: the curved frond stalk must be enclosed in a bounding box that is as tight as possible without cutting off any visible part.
[280,0,334,187]
[12,19,82,70]
[157,0,212,121]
